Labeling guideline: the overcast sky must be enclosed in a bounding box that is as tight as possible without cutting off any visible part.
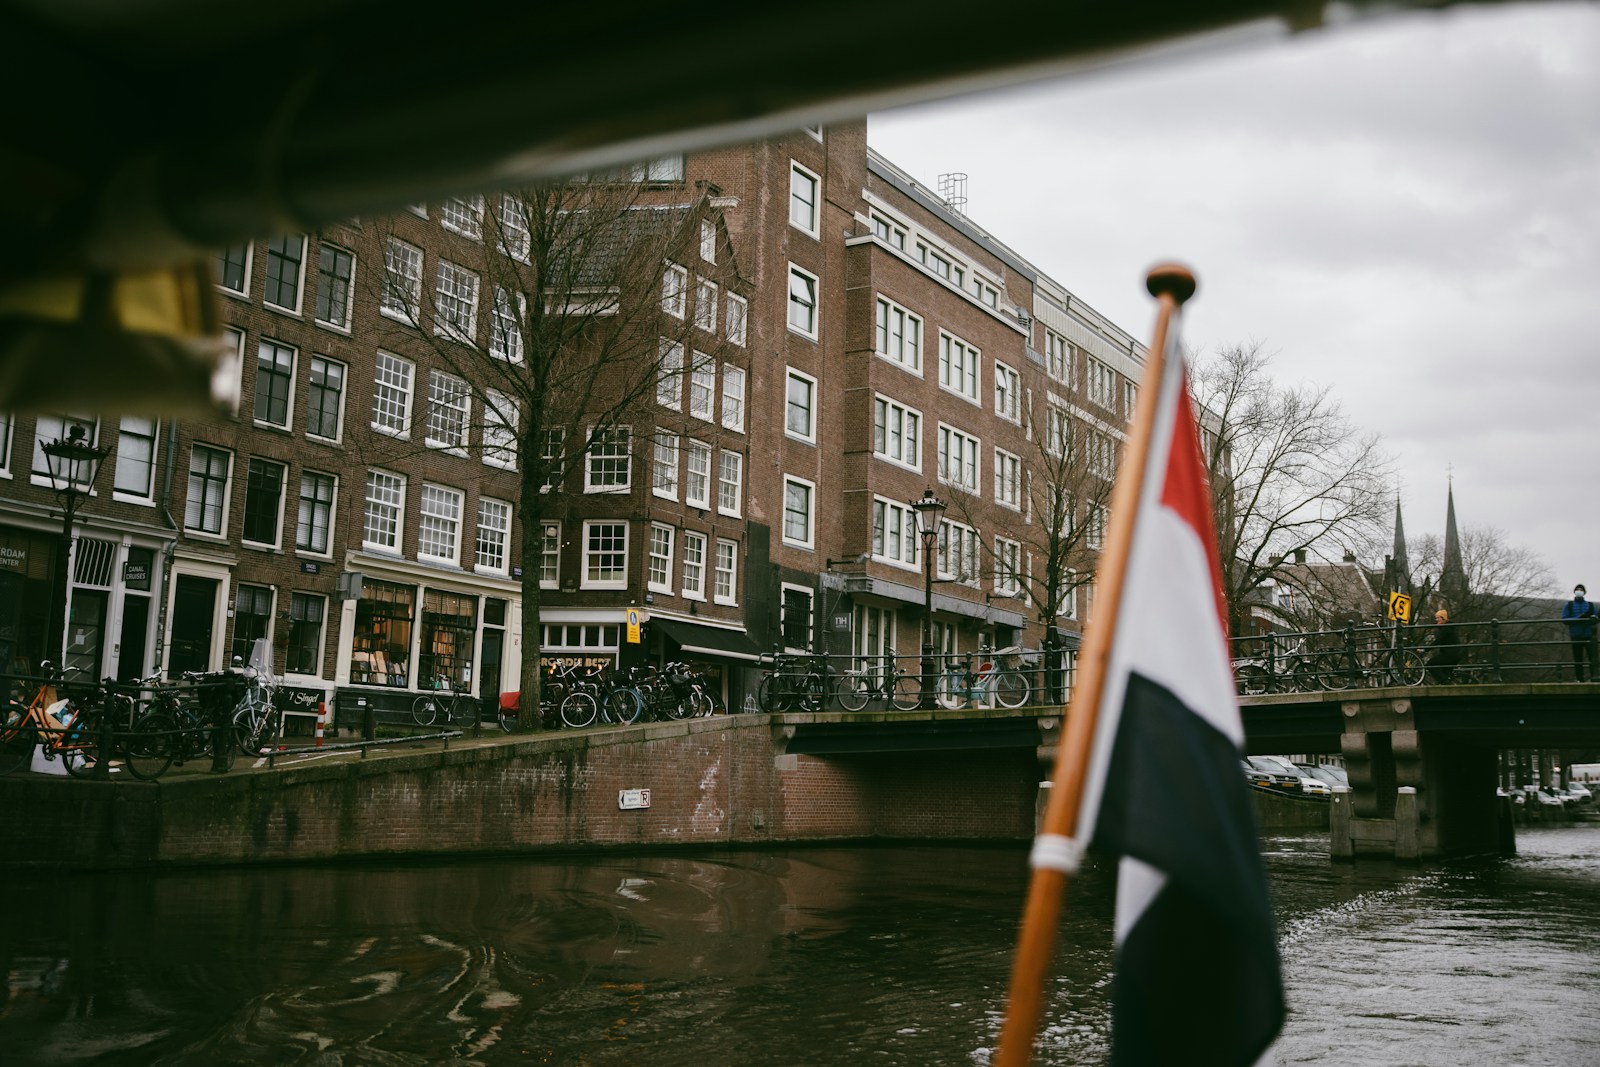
[869,2,1598,594]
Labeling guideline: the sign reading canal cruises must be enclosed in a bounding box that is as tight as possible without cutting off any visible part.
[1388,592,1412,623]
[618,788,651,810]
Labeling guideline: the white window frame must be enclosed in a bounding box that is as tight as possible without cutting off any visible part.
[305,354,347,443]
[241,456,288,549]
[724,293,747,346]
[937,424,981,493]
[700,219,716,263]
[787,264,818,339]
[694,277,718,333]
[499,194,531,262]
[362,468,406,553]
[296,469,337,558]
[689,351,716,421]
[371,351,414,437]
[872,395,921,471]
[994,360,1020,423]
[540,521,561,589]
[789,161,820,238]
[263,234,307,315]
[489,287,526,363]
[875,295,923,374]
[681,531,707,601]
[714,539,738,605]
[870,211,907,250]
[717,449,743,517]
[433,260,480,342]
[1086,503,1108,550]
[1045,330,1072,385]
[871,497,920,571]
[785,368,817,444]
[417,483,465,565]
[994,448,1022,510]
[581,520,629,590]
[657,340,683,409]
[995,537,1022,596]
[381,237,423,322]
[684,440,712,509]
[184,443,232,536]
[313,242,356,331]
[720,365,746,432]
[652,431,679,500]
[1087,357,1117,409]
[782,475,815,549]
[215,242,253,296]
[475,497,512,575]
[662,262,688,318]
[938,331,980,404]
[425,370,471,453]
[937,518,980,585]
[112,416,159,502]
[253,338,296,430]
[648,523,675,593]
[482,389,518,470]
[440,195,484,240]
[584,425,632,493]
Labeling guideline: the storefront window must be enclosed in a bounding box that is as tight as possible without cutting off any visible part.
[350,579,414,687]
[419,589,477,691]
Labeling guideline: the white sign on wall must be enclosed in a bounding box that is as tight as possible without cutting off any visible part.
[618,788,651,810]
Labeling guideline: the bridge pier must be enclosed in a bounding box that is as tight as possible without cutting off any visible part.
[1331,697,1510,861]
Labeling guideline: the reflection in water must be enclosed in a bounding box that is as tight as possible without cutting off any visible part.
[3,829,1598,1065]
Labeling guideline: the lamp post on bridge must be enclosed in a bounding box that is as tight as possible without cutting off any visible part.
[910,489,946,712]
[39,424,111,671]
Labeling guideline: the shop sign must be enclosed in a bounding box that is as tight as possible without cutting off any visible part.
[0,546,26,571]
[123,560,150,587]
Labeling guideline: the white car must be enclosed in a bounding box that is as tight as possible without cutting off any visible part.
[1253,754,1329,797]
[1562,782,1593,806]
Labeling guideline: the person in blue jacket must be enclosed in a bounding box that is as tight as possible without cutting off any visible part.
[1561,584,1597,681]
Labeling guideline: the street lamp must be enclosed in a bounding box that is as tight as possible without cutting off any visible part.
[39,424,111,669]
[910,489,946,711]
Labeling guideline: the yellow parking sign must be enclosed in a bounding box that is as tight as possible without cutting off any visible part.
[1388,592,1412,623]
[626,608,642,644]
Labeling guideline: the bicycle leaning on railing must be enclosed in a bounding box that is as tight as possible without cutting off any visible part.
[0,663,100,777]
[756,649,831,712]
[833,649,922,711]
[412,677,479,729]
[936,645,1032,709]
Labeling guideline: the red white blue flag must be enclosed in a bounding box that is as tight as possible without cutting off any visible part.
[1071,334,1285,1067]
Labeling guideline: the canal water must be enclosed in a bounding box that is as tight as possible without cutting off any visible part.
[4,825,1598,1066]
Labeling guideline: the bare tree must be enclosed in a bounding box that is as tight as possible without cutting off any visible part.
[1192,341,1392,632]
[357,176,747,726]
[1408,526,1555,622]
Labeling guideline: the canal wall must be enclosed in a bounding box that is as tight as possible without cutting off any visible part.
[0,714,1040,871]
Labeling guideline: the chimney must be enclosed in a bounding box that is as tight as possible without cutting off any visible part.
[1293,550,1306,565]
[1269,554,1283,566]
[1343,551,1358,563]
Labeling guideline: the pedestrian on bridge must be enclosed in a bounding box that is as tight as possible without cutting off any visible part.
[1561,585,1597,682]
[1428,608,1463,683]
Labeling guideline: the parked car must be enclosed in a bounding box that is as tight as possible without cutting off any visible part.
[1249,754,1328,796]
[1562,782,1593,806]
[1244,756,1302,793]
[1296,763,1346,793]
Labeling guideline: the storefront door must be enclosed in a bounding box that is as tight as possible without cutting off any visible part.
[170,574,218,674]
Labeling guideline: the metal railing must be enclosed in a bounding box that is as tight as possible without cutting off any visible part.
[751,646,1067,713]
[1227,618,1598,695]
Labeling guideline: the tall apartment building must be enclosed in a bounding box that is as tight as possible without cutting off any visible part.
[0,120,1152,720]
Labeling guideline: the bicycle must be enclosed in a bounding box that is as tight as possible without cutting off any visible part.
[834,650,921,711]
[936,646,1031,709]
[0,664,101,778]
[123,673,220,780]
[757,650,829,712]
[412,679,480,729]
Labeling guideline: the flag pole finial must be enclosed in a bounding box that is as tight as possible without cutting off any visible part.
[1146,262,1197,305]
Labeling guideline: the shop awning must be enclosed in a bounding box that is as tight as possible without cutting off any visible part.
[653,619,764,662]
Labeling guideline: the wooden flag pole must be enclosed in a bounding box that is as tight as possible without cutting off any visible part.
[994,263,1198,1067]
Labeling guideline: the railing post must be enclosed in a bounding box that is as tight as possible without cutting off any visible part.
[1344,625,1358,689]
[1489,619,1502,681]
[1265,634,1278,693]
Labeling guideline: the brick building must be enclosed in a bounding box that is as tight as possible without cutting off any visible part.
[0,120,1152,719]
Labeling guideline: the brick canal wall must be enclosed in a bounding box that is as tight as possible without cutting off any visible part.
[1,715,1041,871]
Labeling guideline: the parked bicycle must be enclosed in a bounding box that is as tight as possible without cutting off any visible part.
[122,672,221,780]
[757,650,830,712]
[1233,634,1325,695]
[231,638,284,754]
[0,663,100,777]
[1317,618,1426,690]
[412,677,479,729]
[834,649,921,711]
[936,646,1031,709]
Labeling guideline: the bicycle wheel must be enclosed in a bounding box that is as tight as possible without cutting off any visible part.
[1390,649,1427,687]
[1233,662,1269,696]
[60,707,100,778]
[993,670,1030,708]
[935,674,963,709]
[560,691,598,728]
[412,694,441,727]
[123,711,175,781]
[497,701,518,732]
[890,673,923,710]
[795,673,825,713]
[834,672,870,712]
[688,689,715,717]
[604,687,644,725]
[1314,652,1351,691]
[757,673,784,712]
[664,686,696,720]
[451,696,480,729]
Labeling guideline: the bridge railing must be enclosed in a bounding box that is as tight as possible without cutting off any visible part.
[1228,618,1597,695]
[752,646,1065,712]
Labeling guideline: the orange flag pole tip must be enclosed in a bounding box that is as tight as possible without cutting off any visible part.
[1146,262,1198,304]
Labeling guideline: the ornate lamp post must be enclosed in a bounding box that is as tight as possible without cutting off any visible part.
[39,424,111,669]
[910,489,946,711]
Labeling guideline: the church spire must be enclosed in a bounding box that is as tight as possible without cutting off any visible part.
[1440,481,1467,607]
[1385,497,1411,596]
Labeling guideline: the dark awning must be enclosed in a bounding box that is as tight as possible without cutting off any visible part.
[653,619,764,662]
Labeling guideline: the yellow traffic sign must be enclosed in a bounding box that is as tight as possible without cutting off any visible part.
[626,608,642,644]
[1388,592,1412,623]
